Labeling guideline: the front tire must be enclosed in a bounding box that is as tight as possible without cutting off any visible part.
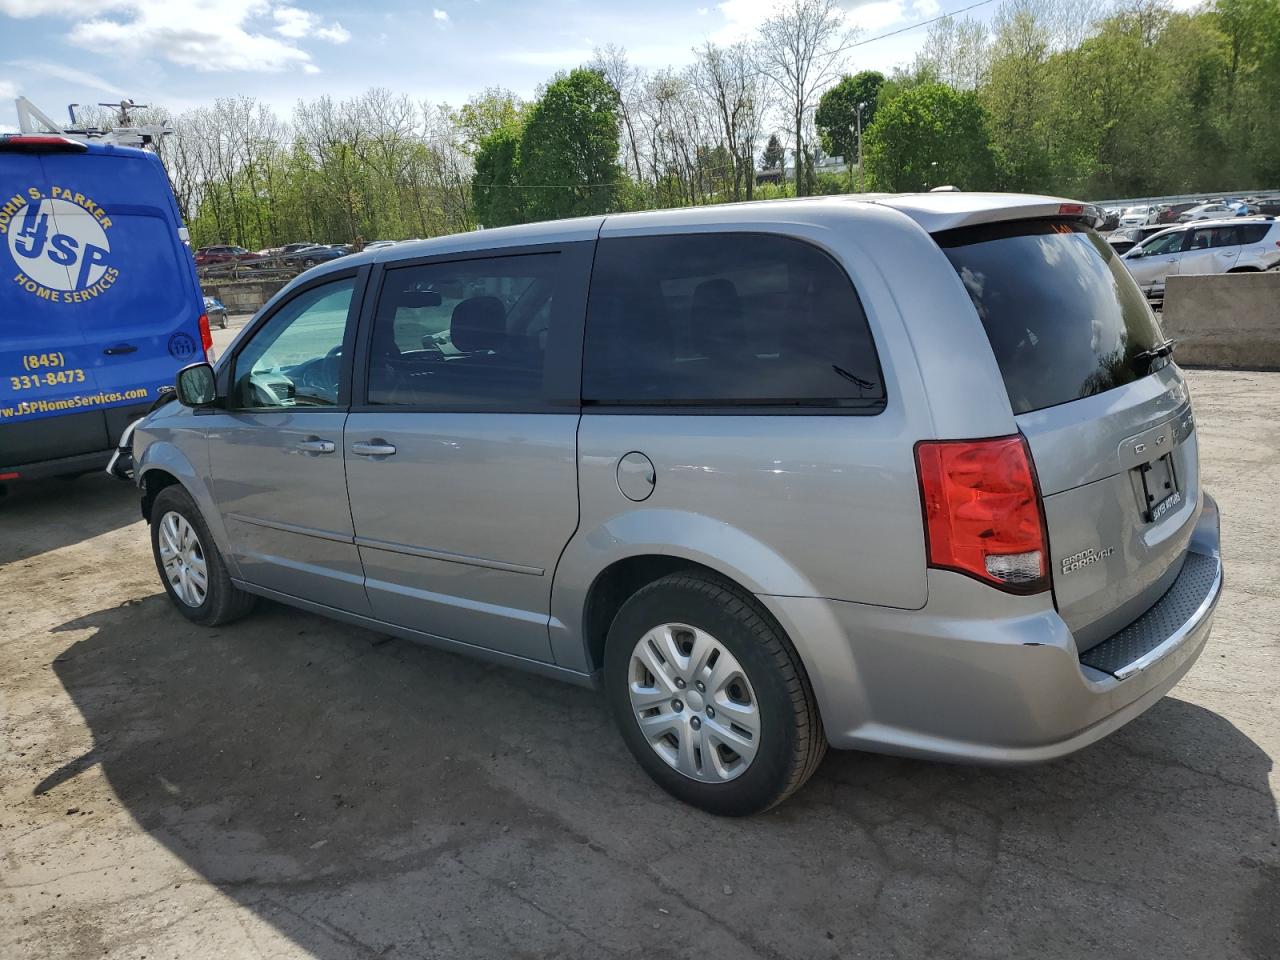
[604,572,826,815]
[150,485,255,626]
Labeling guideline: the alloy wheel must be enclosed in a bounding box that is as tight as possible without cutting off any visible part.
[158,511,208,608]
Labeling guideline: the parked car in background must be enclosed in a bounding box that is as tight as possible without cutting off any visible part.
[1178,202,1234,222]
[1121,217,1280,298]
[1,133,210,483]
[194,245,264,268]
[1106,224,1169,255]
[1098,208,1121,231]
[279,243,349,270]
[203,296,229,329]
[1118,205,1151,226]
[1150,202,1198,224]
[125,192,1221,815]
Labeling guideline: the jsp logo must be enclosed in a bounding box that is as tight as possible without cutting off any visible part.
[1,187,120,304]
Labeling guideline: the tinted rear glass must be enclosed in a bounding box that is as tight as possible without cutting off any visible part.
[1238,223,1271,244]
[937,220,1165,415]
[582,233,884,408]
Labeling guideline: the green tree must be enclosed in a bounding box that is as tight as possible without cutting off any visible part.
[862,82,998,191]
[518,68,624,222]
[457,87,524,153]
[815,70,885,187]
[761,133,785,171]
[472,124,525,228]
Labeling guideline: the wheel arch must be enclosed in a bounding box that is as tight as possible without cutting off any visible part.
[549,508,827,677]
[135,438,238,575]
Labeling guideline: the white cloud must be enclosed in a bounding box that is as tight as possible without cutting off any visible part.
[315,22,349,43]
[302,62,320,73]
[5,58,126,96]
[272,5,312,37]
[847,0,906,32]
[433,7,449,21]
[911,0,940,16]
[0,78,18,99]
[697,6,709,14]
[0,0,130,15]
[3,1,351,73]
[273,5,349,43]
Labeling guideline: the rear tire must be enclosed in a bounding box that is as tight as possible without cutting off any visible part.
[604,572,826,816]
[150,485,255,626]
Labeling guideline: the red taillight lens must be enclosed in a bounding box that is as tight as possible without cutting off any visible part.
[0,472,20,481]
[198,313,214,357]
[915,436,1049,594]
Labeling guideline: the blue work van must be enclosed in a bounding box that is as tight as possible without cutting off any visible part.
[0,134,209,484]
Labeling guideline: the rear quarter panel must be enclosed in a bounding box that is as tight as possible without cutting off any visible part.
[550,204,1019,672]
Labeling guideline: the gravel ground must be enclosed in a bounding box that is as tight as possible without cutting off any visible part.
[1,367,1277,960]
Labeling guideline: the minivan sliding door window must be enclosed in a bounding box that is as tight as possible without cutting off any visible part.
[580,233,884,411]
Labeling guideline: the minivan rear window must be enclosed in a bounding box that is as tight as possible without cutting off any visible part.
[936,220,1165,415]
[582,233,884,409]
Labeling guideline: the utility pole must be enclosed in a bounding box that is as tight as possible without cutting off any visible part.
[856,101,865,193]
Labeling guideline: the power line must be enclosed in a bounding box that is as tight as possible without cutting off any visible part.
[848,0,1001,49]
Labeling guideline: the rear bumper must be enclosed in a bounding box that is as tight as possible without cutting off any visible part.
[765,493,1222,763]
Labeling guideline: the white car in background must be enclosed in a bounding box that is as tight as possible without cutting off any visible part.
[1118,205,1152,226]
[1120,217,1280,298]
[1177,202,1234,222]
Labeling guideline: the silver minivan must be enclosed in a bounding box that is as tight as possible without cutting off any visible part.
[127,193,1222,815]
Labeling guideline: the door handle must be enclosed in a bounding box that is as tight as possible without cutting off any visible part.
[297,437,336,455]
[103,343,137,355]
[351,440,397,458]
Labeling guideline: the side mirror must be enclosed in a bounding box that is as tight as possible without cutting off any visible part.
[1126,247,1143,259]
[175,362,218,408]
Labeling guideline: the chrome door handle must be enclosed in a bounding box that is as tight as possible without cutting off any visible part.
[297,438,336,455]
[351,440,397,457]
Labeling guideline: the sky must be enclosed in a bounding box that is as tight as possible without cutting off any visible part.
[0,0,999,131]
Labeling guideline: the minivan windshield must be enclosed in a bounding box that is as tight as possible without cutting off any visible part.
[936,219,1165,415]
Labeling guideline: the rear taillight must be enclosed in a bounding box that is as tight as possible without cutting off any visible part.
[0,472,20,481]
[0,134,88,153]
[915,435,1049,594]
[198,313,214,359]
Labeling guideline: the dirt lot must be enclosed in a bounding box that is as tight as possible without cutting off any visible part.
[2,367,1278,960]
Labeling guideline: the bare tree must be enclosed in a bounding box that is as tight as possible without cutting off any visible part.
[591,44,646,183]
[756,0,856,196]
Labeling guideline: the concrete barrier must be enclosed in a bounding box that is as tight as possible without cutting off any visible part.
[201,279,288,315]
[1162,272,1280,370]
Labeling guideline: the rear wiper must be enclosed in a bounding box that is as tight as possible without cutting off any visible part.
[831,364,877,391]
[1132,339,1177,373]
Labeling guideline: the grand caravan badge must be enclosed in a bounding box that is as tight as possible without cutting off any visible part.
[0,186,120,303]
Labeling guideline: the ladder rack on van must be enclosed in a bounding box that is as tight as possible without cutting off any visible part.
[13,96,171,150]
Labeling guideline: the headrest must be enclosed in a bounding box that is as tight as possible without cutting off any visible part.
[691,278,742,318]
[450,295,507,352]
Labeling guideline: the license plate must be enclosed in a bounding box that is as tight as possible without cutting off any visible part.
[1141,454,1180,523]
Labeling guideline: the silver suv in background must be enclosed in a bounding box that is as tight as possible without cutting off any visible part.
[126,194,1222,815]
[1121,216,1280,298]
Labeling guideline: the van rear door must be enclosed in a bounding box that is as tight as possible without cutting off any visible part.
[936,219,1198,652]
[39,147,205,442]
[1,147,110,467]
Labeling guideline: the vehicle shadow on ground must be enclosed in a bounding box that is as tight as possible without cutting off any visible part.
[46,595,1280,960]
[0,472,139,566]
